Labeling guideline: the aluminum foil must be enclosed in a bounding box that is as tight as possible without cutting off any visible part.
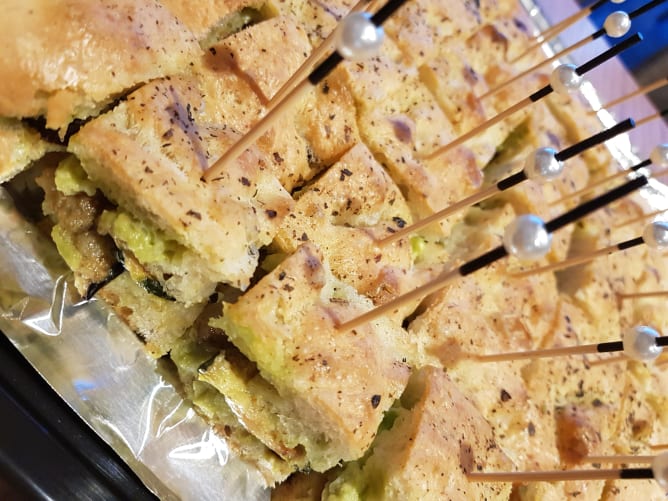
[0,185,268,500]
[1,2,667,500]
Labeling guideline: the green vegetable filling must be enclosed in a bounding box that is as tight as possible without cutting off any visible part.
[54,156,97,197]
[98,210,184,265]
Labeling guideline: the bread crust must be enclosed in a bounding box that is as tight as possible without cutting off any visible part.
[0,0,200,131]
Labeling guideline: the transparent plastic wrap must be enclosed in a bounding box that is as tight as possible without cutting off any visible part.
[0,186,268,500]
[1,1,667,499]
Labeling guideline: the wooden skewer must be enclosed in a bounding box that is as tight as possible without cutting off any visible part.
[475,341,623,362]
[585,455,654,464]
[476,333,667,363]
[382,118,635,245]
[472,451,668,485]
[422,96,533,159]
[592,75,668,112]
[635,108,668,128]
[471,452,668,484]
[650,444,668,451]
[516,0,662,65]
[531,1,604,41]
[336,267,462,331]
[516,212,668,278]
[511,238,643,278]
[614,208,668,229]
[550,144,668,208]
[337,176,648,331]
[379,185,499,244]
[551,159,651,207]
[204,79,312,181]
[511,0,611,63]
[423,34,643,158]
[468,467,653,482]
[618,290,668,299]
[482,35,592,100]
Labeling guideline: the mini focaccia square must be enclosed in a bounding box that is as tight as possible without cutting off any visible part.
[69,71,294,293]
[213,16,329,189]
[0,118,60,184]
[297,75,360,168]
[274,142,415,305]
[169,328,298,486]
[270,0,355,47]
[159,0,270,45]
[347,65,484,234]
[220,16,312,101]
[211,243,414,471]
[383,0,484,66]
[0,0,200,132]
[323,366,513,500]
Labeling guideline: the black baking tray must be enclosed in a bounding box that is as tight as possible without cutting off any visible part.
[0,332,156,501]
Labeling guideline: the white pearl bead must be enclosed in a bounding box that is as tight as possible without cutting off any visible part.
[503,214,552,261]
[603,11,631,38]
[335,12,384,62]
[549,64,584,96]
[622,325,662,361]
[643,221,668,249]
[650,144,668,167]
[524,147,563,181]
[611,0,626,3]
[652,451,668,489]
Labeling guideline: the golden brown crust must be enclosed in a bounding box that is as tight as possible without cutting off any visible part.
[274,143,413,295]
[324,367,513,500]
[2,0,667,496]
[159,0,265,42]
[220,16,311,101]
[0,0,199,130]
[69,71,294,292]
[0,120,60,183]
[217,243,414,471]
[98,273,205,357]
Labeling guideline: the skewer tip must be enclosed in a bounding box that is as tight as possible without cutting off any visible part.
[525,147,563,181]
[550,64,585,96]
[623,325,663,362]
[603,11,631,38]
[335,12,385,62]
[643,221,668,249]
[650,144,668,167]
[503,215,552,260]
[653,452,668,488]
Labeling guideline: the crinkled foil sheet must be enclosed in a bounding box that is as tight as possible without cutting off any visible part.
[0,186,268,500]
[1,2,667,500]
